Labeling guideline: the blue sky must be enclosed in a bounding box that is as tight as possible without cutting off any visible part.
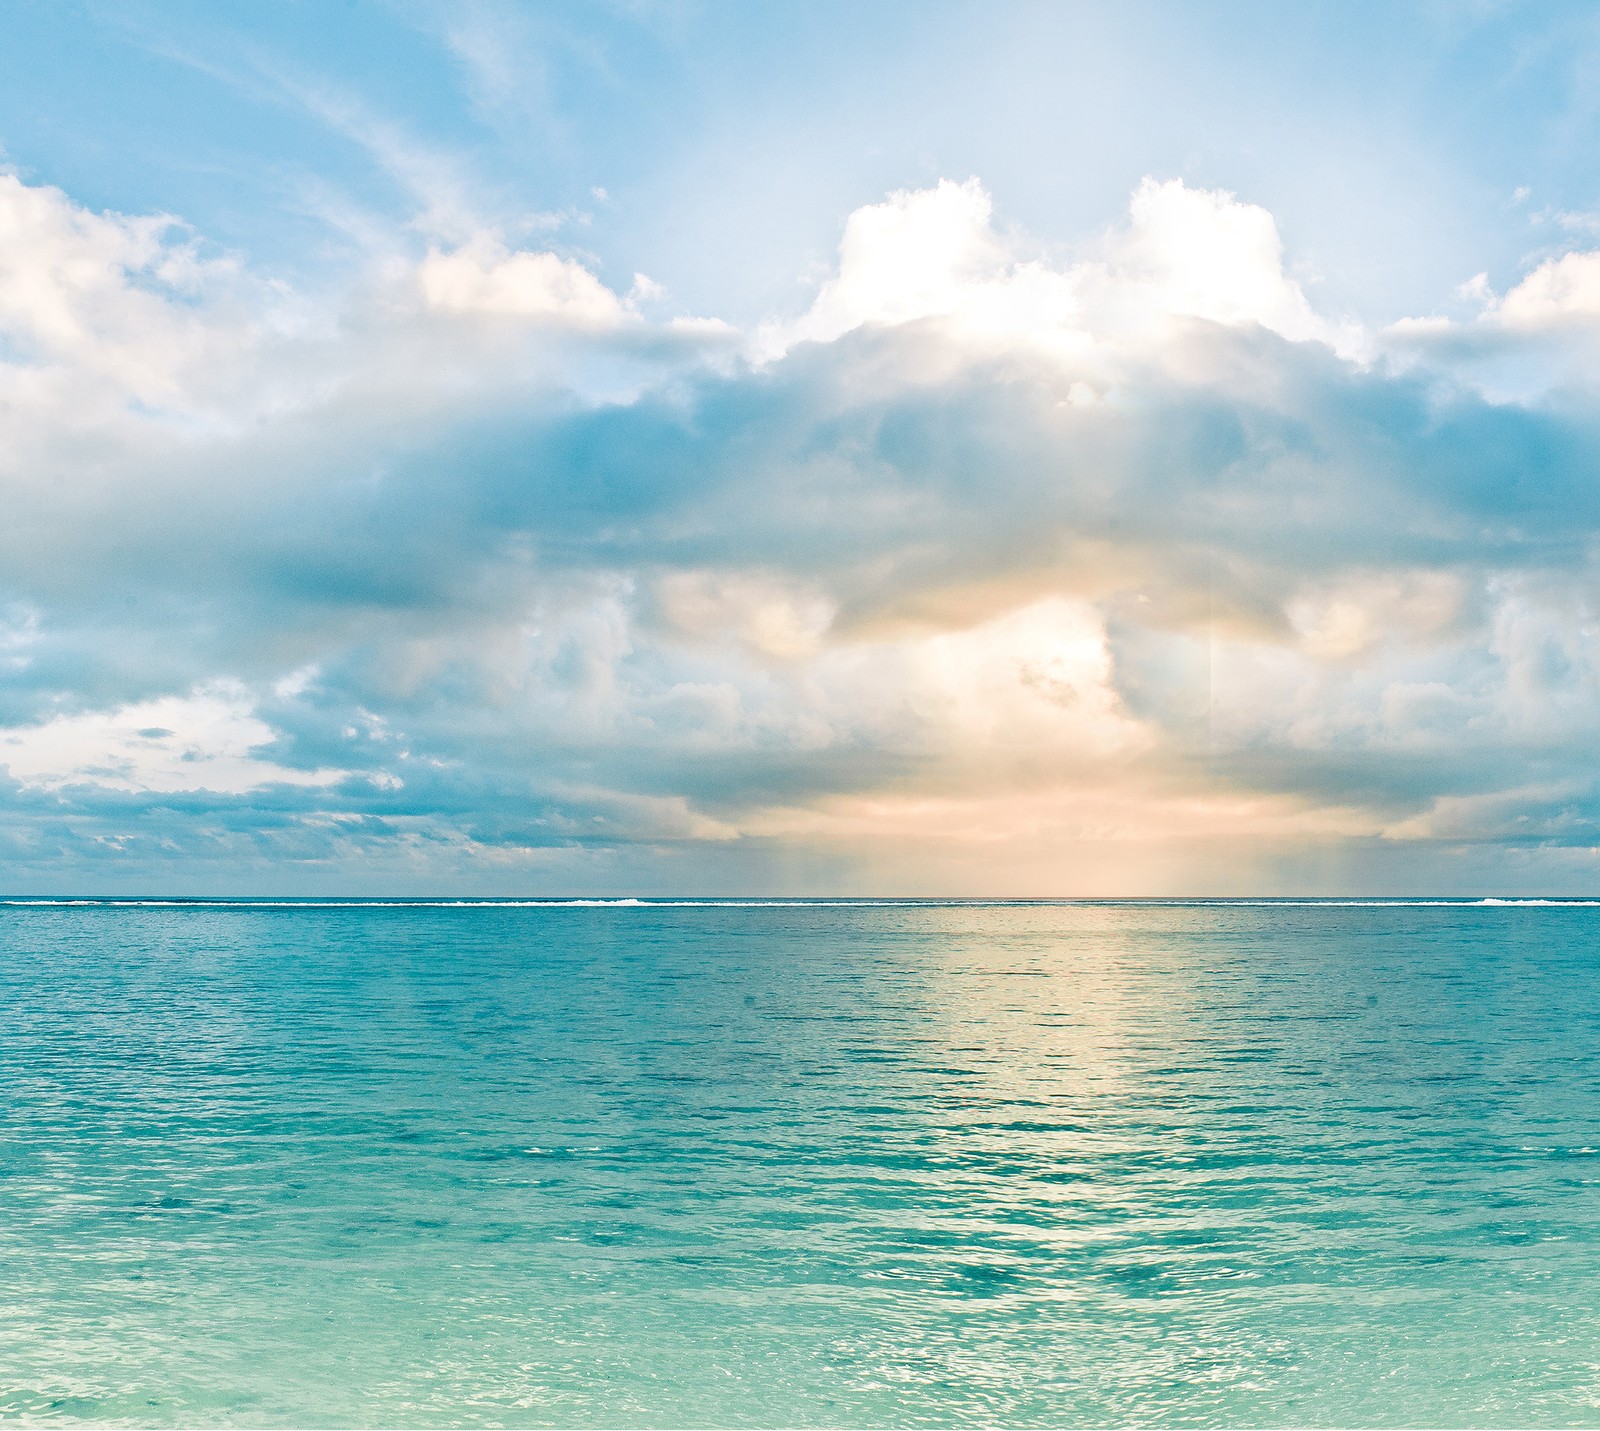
[8,1,1598,325]
[4,1,1600,893]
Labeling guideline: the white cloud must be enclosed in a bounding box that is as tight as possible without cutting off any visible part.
[810,597,1150,765]
[766,175,1358,362]
[1108,177,1332,342]
[784,177,1011,345]
[0,604,40,670]
[0,684,348,794]
[419,235,627,325]
[1287,571,1465,662]
[0,172,278,416]
[1497,250,1600,325]
[656,570,836,660]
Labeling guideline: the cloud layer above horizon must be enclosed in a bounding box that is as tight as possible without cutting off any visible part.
[7,4,1600,894]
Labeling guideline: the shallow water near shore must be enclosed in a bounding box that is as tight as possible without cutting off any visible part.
[2,898,1599,1426]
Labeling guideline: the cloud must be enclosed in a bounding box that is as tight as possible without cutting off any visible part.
[419,236,628,325]
[0,172,273,415]
[5,168,1600,891]
[1499,250,1600,326]
[0,683,347,794]
[767,175,1357,361]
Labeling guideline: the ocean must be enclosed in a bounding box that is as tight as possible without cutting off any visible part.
[2,898,1598,1427]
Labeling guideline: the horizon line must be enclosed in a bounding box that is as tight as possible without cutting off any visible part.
[4,895,1600,907]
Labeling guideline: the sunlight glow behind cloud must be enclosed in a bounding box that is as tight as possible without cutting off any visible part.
[5,4,1600,893]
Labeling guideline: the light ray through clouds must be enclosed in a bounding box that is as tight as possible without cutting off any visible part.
[5,4,1600,893]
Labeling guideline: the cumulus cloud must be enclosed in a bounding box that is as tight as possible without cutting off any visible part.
[1498,251,1600,326]
[419,236,628,325]
[768,174,1356,362]
[0,173,233,402]
[4,168,1600,892]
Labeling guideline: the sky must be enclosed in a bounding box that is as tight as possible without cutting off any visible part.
[5,1,1600,894]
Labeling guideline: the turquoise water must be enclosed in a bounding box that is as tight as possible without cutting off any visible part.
[3,899,1600,1427]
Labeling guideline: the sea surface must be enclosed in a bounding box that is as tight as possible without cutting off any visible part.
[2,898,1599,1427]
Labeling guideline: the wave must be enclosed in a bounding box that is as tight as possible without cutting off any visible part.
[1473,897,1600,907]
